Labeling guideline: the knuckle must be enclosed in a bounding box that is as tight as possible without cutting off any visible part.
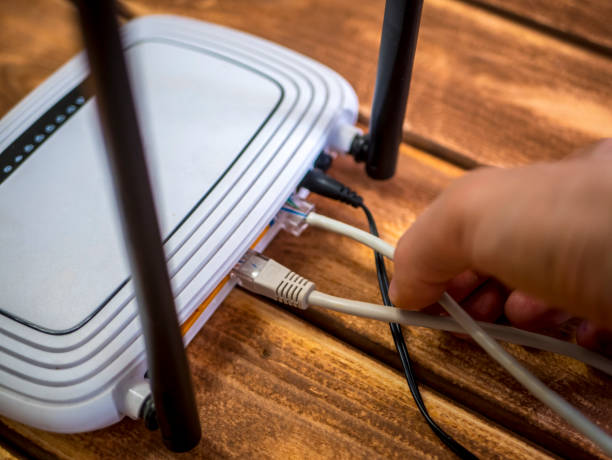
[444,168,496,219]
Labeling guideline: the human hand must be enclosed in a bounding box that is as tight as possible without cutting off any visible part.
[389,139,612,356]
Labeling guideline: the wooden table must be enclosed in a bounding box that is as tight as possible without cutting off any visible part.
[1,0,611,458]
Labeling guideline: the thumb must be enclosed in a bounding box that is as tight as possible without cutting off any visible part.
[389,171,484,309]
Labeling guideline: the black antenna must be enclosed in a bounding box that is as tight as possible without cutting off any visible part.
[72,0,201,452]
[365,0,424,179]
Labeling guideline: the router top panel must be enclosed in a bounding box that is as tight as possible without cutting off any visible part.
[0,15,357,432]
[1,40,281,333]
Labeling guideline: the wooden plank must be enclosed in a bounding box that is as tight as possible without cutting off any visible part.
[120,0,612,168]
[0,292,549,459]
[468,0,612,55]
[264,149,612,459]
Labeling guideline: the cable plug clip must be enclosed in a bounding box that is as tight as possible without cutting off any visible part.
[231,250,315,309]
[277,196,314,236]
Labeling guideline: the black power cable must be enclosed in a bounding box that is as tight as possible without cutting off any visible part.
[300,167,477,459]
[359,204,478,460]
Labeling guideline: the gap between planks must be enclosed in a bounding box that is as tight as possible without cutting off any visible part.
[457,0,612,59]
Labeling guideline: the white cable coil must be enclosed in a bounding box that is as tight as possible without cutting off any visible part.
[437,292,612,455]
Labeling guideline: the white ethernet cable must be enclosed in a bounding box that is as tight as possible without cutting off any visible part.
[239,202,612,455]
[232,250,612,376]
[276,201,612,371]
[279,200,395,258]
[308,290,612,375]
[232,250,612,456]
[439,291,612,455]
[306,212,395,259]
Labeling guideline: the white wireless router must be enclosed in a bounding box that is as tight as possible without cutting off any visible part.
[0,13,357,430]
[0,0,417,451]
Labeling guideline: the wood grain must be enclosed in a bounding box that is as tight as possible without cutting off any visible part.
[119,0,612,168]
[0,292,550,459]
[264,148,612,460]
[0,445,17,460]
[470,0,612,54]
